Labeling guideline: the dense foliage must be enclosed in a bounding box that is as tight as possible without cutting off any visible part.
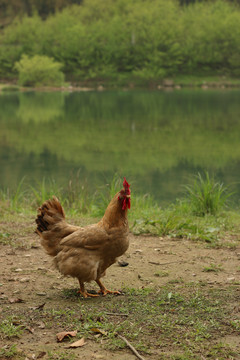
[0,0,240,82]
[14,54,64,86]
[0,0,83,26]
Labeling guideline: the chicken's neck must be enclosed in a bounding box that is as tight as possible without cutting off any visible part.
[99,193,129,230]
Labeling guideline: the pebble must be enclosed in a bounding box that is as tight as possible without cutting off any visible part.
[19,277,30,283]
[134,249,143,254]
[36,292,47,296]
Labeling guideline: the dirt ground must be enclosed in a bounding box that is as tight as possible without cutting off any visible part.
[0,219,240,359]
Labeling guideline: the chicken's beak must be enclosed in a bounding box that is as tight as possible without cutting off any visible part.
[125,195,131,198]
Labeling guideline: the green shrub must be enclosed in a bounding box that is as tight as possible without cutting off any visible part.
[14,54,64,87]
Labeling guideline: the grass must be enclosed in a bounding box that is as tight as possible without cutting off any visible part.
[0,172,239,246]
[0,173,239,359]
[184,172,233,216]
[203,263,223,273]
[0,344,19,359]
[0,317,23,339]
[1,285,239,359]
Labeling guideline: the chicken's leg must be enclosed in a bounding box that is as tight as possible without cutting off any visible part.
[78,280,99,298]
[96,279,121,296]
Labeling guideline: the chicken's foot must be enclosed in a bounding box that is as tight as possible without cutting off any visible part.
[78,281,99,298]
[96,279,121,296]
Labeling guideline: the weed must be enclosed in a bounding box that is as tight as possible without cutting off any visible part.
[207,342,237,359]
[0,344,19,358]
[94,173,123,216]
[30,178,61,207]
[0,173,240,247]
[230,320,240,330]
[154,271,169,277]
[0,317,23,339]
[0,178,26,211]
[203,263,223,272]
[0,232,11,245]
[184,172,233,216]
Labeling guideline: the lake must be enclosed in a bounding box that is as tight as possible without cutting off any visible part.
[1,89,240,206]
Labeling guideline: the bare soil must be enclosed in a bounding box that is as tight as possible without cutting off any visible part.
[0,217,240,359]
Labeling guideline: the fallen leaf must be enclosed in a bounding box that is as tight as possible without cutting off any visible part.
[56,330,77,342]
[68,337,86,348]
[26,326,35,334]
[30,303,45,311]
[36,351,46,359]
[37,321,45,329]
[8,297,25,304]
[90,327,108,336]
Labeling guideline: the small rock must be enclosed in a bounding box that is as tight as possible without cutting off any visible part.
[163,79,174,87]
[227,277,235,282]
[134,249,143,254]
[14,268,23,272]
[19,277,30,283]
[118,261,129,267]
[36,292,47,296]
[37,321,45,329]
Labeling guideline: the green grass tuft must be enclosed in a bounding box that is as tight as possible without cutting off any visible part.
[0,317,23,339]
[184,172,233,216]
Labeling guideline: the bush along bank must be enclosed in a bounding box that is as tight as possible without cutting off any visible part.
[0,0,240,87]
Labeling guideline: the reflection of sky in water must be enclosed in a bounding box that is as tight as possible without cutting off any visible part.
[1,90,240,205]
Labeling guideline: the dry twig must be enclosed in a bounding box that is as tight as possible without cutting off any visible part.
[106,312,128,317]
[118,334,146,360]
[149,260,185,266]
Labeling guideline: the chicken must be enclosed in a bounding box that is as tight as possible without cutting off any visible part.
[35,178,131,298]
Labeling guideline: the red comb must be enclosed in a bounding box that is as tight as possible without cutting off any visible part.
[123,177,130,189]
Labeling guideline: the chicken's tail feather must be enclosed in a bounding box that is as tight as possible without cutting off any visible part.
[36,196,65,234]
[35,196,79,257]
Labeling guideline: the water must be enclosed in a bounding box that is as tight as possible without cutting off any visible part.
[1,89,240,206]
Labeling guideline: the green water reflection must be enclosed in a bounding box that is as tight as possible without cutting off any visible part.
[0,89,240,205]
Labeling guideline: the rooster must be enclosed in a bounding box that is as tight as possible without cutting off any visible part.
[35,178,131,298]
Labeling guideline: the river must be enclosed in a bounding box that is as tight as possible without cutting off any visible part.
[0,89,240,206]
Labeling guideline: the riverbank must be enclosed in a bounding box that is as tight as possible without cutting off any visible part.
[1,174,240,246]
[1,75,240,93]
